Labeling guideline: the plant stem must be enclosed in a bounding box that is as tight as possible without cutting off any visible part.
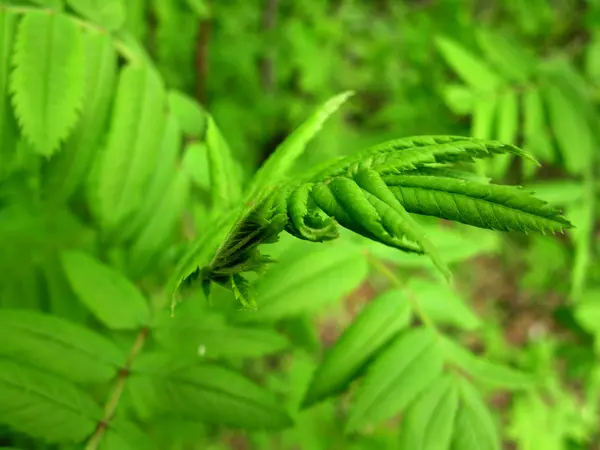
[364,250,439,331]
[85,327,149,450]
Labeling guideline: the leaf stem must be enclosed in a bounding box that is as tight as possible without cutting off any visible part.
[364,250,439,332]
[85,327,149,450]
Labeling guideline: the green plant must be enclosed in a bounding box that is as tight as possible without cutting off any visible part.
[1,2,598,450]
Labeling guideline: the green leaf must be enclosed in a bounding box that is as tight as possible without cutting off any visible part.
[0,9,20,179]
[66,0,125,30]
[153,302,289,359]
[302,288,412,408]
[384,175,572,233]
[10,11,85,156]
[205,114,242,209]
[163,363,294,429]
[43,29,117,200]
[399,373,459,450]
[407,279,481,330]
[435,36,502,92]
[61,250,150,330]
[475,28,535,82]
[129,167,191,274]
[185,0,210,17]
[574,289,600,340]
[522,87,555,177]
[247,91,353,197]
[182,141,210,190]
[346,327,444,432]
[0,358,102,443]
[235,241,368,323]
[442,337,537,389]
[168,89,205,137]
[544,84,595,175]
[523,181,583,206]
[491,90,519,178]
[94,64,166,234]
[442,84,474,115]
[451,377,500,450]
[0,309,124,384]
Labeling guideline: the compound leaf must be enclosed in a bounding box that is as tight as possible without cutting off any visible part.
[302,288,412,408]
[10,11,85,157]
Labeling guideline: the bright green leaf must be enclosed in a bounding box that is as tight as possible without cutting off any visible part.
[0,358,102,443]
[10,11,85,156]
[61,250,150,330]
[346,327,444,432]
[66,0,125,30]
[302,288,412,408]
[168,89,205,137]
[0,309,124,384]
[475,28,535,82]
[400,373,459,450]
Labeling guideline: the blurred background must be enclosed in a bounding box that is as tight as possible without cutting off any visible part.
[1,0,600,449]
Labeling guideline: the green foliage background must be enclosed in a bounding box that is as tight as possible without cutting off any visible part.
[0,0,598,449]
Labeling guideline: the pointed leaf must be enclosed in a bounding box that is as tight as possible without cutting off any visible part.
[491,90,519,178]
[436,36,502,92]
[523,86,554,163]
[0,309,124,384]
[407,279,481,331]
[168,89,205,137]
[163,364,293,429]
[61,250,150,330]
[205,114,242,209]
[384,175,572,233]
[400,373,459,450]
[451,377,500,450]
[66,0,125,30]
[248,91,353,197]
[302,289,412,408]
[346,327,444,431]
[0,358,102,443]
[10,11,85,157]
[475,28,535,82]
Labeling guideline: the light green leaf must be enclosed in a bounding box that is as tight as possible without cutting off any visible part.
[43,29,117,201]
[182,141,210,190]
[247,91,353,197]
[442,337,537,389]
[544,84,595,175]
[168,89,205,137]
[346,327,444,432]
[205,114,242,209]
[491,90,519,178]
[400,373,459,450]
[128,167,190,274]
[384,175,572,233]
[471,95,497,175]
[94,64,166,234]
[523,181,583,206]
[523,86,555,178]
[407,279,481,330]
[61,250,150,330]
[0,309,124,384]
[475,28,535,82]
[185,0,210,17]
[10,11,85,156]
[574,289,600,340]
[0,358,102,443]
[302,289,412,408]
[163,364,294,429]
[451,377,500,450]
[436,36,502,92]
[28,0,64,9]
[442,84,474,115]
[567,179,595,301]
[66,0,125,30]
[0,9,20,179]
[153,302,289,359]
[235,241,368,323]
